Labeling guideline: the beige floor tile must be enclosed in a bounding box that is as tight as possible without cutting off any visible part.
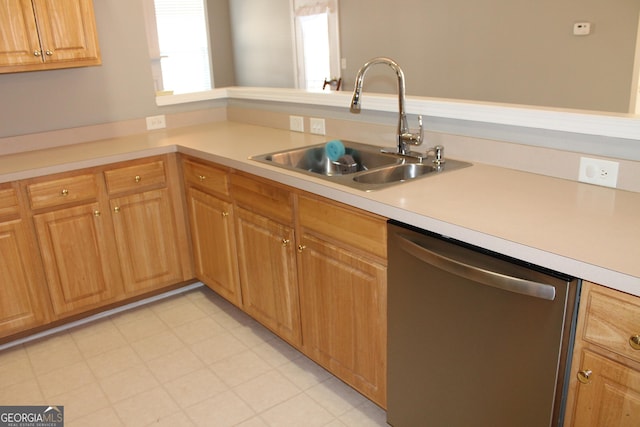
[0,345,27,366]
[229,320,278,347]
[251,339,303,368]
[0,378,45,405]
[99,363,159,403]
[130,329,184,362]
[260,393,336,427]
[276,356,333,391]
[190,331,248,365]
[235,416,270,427]
[50,382,109,423]
[146,347,204,383]
[171,316,227,345]
[66,406,125,427]
[70,319,127,358]
[210,305,255,330]
[86,345,142,379]
[186,390,255,427]
[163,367,228,408]
[233,370,301,413]
[338,400,389,427]
[144,410,195,427]
[0,354,36,387]
[209,350,272,388]
[26,333,83,375]
[151,299,208,329]
[37,360,96,399]
[112,387,179,427]
[306,378,368,417]
[187,291,227,316]
[112,307,167,343]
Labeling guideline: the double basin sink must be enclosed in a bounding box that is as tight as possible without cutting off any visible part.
[251,140,471,191]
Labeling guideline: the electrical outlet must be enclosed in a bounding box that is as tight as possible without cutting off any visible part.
[310,118,326,135]
[578,157,619,188]
[146,115,166,130]
[289,115,304,132]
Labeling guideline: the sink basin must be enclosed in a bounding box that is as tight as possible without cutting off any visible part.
[353,163,437,184]
[251,140,471,191]
[256,142,401,176]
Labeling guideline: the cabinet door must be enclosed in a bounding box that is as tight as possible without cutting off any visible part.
[33,202,120,317]
[187,187,241,306]
[31,0,100,64]
[298,232,387,406]
[235,207,301,346]
[110,188,184,294]
[570,350,640,427]
[0,218,51,337]
[0,0,42,67]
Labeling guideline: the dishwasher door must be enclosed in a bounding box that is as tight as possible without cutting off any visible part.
[387,221,579,427]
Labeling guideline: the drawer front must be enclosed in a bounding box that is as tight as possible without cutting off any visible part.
[27,174,97,210]
[230,173,293,224]
[0,187,19,218]
[583,284,640,364]
[104,160,166,195]
[298,194,387,260]
[183,159,229,196]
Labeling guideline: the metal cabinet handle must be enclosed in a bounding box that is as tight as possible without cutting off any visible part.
[281,238,290,247]
[198,175,206,181]
[113,206,120,213]
[577,369,592,384]
[61,189,69,196]
[45,50,53,56]
[297,244,306,253]
[395,234,556,301]
[630,335,640,350]
[93,210,101,217]
[34,50,41,57]
[221,211,229,217]
[134,175,141,183]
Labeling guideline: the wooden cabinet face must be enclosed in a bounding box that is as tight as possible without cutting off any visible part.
[0,218,50,337]
[235,207,301,346]
[0,0,42,67]
[297,232,387,406]
[187,187,241,306]
[570,350,640,427]
[33,202,120,317]
[110,188,184,294]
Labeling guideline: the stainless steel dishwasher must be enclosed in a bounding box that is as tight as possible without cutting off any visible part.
[387,221,580,427]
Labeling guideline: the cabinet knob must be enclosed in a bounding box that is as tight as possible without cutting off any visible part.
[577,369,592,384]
[93,210,101,217]
[221,211,229,217]
[630,335,640,350]
[281,238,290,247]
[198,175,206,181]
[134,175,141,183]
[34,50,41,57]
[297,244,306,253]
[45,50,53,56]
[61,189,69,196]
[114,206,120,213]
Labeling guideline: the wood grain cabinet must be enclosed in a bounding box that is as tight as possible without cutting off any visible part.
[0,0,101,73]
[183,159,242,307]
[0,184,52,338]
[296,194,388,407]
[104,157,192,297]
[231,173,302,347]
[564,281,640,426]
[28,173,122,318]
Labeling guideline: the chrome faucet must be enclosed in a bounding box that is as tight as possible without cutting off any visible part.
[350,57,423,157]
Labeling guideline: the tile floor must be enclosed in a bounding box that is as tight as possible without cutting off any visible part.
[0,286,389,426]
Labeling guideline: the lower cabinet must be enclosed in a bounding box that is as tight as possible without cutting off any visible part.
[564,281,640,426]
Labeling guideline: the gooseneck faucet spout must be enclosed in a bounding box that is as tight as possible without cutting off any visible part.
[350,57,423,156]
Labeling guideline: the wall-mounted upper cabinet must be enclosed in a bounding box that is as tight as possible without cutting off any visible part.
[0,0,101,73]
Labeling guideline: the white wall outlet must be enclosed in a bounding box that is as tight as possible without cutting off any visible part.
[289,115,304,132]
[573,22,592,36]
[146,114,166,130]
[578,157,619,188]
[310,118,326,135]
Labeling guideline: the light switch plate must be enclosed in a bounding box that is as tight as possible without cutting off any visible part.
[289,115,304,132]
[310,118,326,135]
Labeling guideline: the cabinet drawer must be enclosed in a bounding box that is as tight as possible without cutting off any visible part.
[27,174,97,210]
[104,160,166,195]
[183,159,229,196]
[0,187,19,218]
[298,195,387,260]
[583,285,640,364]
[231,173,293,224]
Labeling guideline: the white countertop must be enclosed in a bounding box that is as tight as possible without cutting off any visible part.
[3,121,639,296]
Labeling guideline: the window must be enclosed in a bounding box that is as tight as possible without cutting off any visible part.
[143,0,212,95]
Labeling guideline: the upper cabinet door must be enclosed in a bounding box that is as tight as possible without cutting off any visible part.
[0,0,101,73]
[0,0,43,67]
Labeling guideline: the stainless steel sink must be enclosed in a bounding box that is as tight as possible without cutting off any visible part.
[251,140,471,191]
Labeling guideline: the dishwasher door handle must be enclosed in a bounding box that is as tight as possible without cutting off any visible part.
[396,234,556,301]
